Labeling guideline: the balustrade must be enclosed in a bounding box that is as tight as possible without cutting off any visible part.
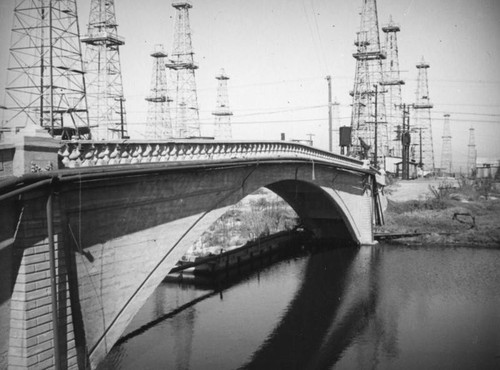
[58,140,364,170]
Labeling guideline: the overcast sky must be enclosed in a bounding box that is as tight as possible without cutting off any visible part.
[1,0,499,170]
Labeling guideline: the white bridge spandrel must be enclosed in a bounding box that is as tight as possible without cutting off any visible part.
[58,140,367,171]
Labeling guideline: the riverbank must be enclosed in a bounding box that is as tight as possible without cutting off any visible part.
[378,178,500,247]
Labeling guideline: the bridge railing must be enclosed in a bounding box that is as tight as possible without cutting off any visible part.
[58,140,367,170]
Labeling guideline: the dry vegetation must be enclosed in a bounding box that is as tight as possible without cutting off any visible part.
[378,177,500,247]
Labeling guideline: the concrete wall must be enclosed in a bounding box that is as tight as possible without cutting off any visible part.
[0,161,374,369]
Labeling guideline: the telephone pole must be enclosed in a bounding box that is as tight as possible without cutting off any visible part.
[326,75,333,152]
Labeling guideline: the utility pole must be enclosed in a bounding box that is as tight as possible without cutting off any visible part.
[326,75,333,152]
[400,103,412,180]
[306,133,315,146]
[418,127,423,168]
[373,84,378,168]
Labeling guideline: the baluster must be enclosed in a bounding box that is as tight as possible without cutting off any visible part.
[151,144,160,162]
[212,144,221,160]
[192,144,201,160]
[68,144,82,168]
[120,145,131,164]
[206,144,214,159]
[142,144,152,163]
[176,144,186,161]
[185,144,194,160]
[81,144,96,167]
[131,144,142,164]
[159,144,169,162]
[59,144,71,168]
[96,144,110,166]
[109,144,120,165]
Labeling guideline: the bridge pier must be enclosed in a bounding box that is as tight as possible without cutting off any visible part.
[6,190,78,369]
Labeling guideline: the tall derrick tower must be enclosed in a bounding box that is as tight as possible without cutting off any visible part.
[350,0,388,164]
[212,69,233,140]
[166,1,200,138]
[381,16,405,158]
[413,57,435,171]
[2,0,89,137]
[145,44,173,139]
[440,113,452,174]
[81,0,128,140]
[466,127,477,177]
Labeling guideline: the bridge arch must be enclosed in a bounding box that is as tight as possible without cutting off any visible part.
[265,179,358,243]
[1,160,376,369]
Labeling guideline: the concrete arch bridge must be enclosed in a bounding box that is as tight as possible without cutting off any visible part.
[0,138,385,369]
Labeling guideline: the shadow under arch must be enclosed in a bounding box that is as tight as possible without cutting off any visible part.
[266,180,356,244]
[240,246,381,370]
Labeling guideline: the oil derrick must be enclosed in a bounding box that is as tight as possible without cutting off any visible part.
[145,44,173,139]
[350,0,388,165]
[166,1,200,138]
[440,114,452,174]
[212,69,233,140]
[381,16,405,158]
[3,0,89,138]
[413,58,435,172]
[81,0,128,140]
[466,127,477,177]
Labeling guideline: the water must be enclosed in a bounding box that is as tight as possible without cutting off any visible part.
[99,244,500,370]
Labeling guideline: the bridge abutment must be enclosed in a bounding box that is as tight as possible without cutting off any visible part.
[7,191,78,369]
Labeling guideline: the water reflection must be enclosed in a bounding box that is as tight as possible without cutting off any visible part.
[99,245,500,370]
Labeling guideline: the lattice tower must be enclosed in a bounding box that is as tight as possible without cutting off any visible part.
[413,57,435,171]
[440,114,452,174]
[81,0,127,140]
[2,0,89,137]
[145,44,173,139]
[350,0,388,163]
[212,69,233,140]
[381,16,405,158]
[466,127,477,177]
[166,1,200,138]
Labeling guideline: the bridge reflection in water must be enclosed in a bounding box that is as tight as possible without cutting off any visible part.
[99,244,500,370]
[99,245,381,369]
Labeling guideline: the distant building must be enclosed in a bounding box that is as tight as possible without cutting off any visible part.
[475,158,500,179]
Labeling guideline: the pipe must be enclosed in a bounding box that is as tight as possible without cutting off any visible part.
[46,189,61,370]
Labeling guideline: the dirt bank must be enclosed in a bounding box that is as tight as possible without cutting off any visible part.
[378,179,500,247]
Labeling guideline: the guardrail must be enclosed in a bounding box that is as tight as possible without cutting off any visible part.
[58,140,367,170]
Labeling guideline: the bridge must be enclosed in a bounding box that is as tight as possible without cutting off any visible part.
[0,127,385,369]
